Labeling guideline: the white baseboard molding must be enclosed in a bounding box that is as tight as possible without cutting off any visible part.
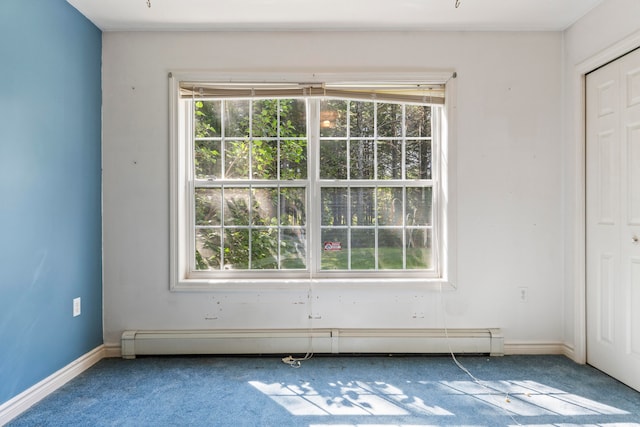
[561,343,577,362]
[0,345,105,426]
[503,341,573,356]
[103,345,122,359]
[121,328,504,359]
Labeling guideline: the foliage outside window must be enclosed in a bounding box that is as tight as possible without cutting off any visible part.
[193,98,309,271]
[176,81,444,281]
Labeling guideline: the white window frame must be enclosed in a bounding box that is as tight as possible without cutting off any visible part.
[169,71,457,291]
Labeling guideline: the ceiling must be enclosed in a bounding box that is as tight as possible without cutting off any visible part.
[67,0,604,32]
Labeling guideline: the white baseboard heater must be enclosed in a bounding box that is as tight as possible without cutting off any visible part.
[121,328,503,359]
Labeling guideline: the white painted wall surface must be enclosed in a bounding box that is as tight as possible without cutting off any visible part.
[102,31,564,348]
[561,0,640,361]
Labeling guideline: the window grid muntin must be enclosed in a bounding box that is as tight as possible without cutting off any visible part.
[189,95,437,277]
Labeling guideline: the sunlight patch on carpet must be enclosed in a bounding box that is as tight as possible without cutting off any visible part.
[249,379,629,419]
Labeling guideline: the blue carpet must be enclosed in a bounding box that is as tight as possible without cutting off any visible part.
[7,355,640,426]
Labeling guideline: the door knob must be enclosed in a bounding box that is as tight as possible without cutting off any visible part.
[633,236,639,244]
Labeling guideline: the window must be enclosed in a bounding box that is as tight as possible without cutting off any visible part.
[317,99,434,274]
[170,74,454,288]
[192,98,309,272]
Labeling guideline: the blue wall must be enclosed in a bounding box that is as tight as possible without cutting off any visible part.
[0,0,102,405]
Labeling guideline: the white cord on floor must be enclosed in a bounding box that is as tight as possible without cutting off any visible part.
[281,353,313,368]
[439,283,522,426]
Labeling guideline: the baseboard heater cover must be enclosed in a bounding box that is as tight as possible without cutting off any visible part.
[121,328,503,359]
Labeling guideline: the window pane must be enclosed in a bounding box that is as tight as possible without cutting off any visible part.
[187,96,439,276]
[350,187,375,226]
[195,188,221,226]
[320,100,347,138]
[406,140,432,180]
[320,140,347,179]
[225,139,250,179]
[251,139,277,179]
[195,229,221,270]
[252,99,279,138]
[321,188,348,226]
[224,188,250,226]
[224,229,249,270]
[350,101,374,137]
[406,228,431,269]
[251,228,279,269]
[406,105,431,138]
[224,100,250,137]
[281,229,306,269]
[280,187,306,226]
[195,140,221,180]
[280,99,306,137]
[350,140,374,180]
[377,103,403,138]
[351,229,375,270]
[280,140,307,180]
[321,228,348,270]
[377,187,403,226]
[195,100,221,138]
[376,140,402,180]
[378,229,403,270]
[406,187,432,226]
[252,187,278,226]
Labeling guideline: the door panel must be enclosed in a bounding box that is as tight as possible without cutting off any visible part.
[597,253,615,344]
[586,47,640,393]
[629,124,640,224]
[631,258,640,355]
[597,130,616,224]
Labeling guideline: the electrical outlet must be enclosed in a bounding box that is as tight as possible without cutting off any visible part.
[73,297,81,317]
[518,287,528,303]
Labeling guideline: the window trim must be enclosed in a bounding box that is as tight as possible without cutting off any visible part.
[169,71,457,291]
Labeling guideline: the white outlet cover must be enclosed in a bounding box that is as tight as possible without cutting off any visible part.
[73,297,81,317]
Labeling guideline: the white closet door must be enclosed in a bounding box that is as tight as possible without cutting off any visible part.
[586,47,640,392]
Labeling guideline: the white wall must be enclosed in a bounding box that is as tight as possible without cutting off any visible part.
[102,31,564,349]
[561,0,640,361]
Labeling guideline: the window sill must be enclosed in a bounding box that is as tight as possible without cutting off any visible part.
[170,277,456,292]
